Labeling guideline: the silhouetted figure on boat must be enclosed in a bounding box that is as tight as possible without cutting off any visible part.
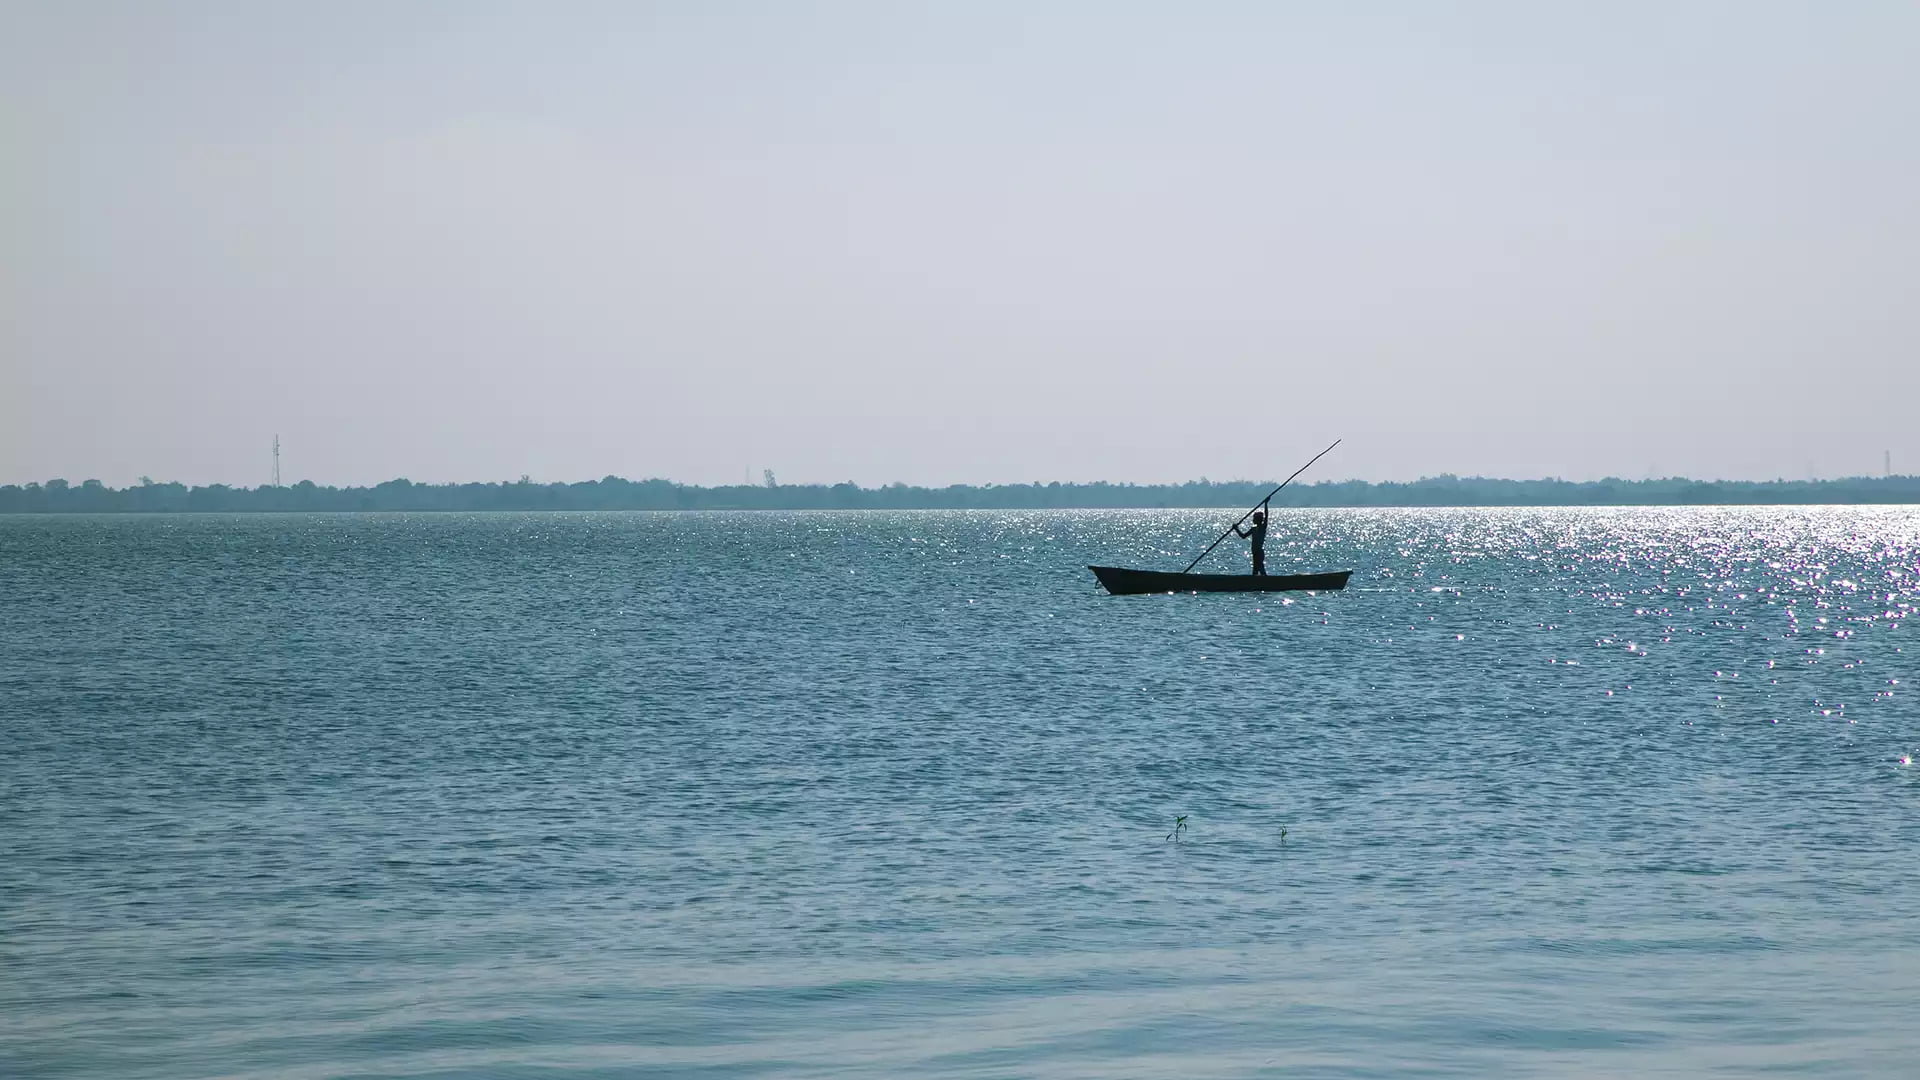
[1233,509,1268,576]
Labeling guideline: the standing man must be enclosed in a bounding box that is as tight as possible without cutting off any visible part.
[1233,504,1269,576]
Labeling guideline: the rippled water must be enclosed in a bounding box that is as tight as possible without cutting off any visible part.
[3,508,1917,1078]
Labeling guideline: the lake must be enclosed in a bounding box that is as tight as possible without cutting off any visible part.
[3,508,1916,1078]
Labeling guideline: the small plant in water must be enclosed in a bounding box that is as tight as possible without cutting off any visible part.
[1167,815,1188,842]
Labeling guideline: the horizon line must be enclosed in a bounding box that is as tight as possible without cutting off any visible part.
[9,472,1918,492]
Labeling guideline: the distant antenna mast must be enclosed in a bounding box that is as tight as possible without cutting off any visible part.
[271,435,281,487]
[1888,449,1893,478]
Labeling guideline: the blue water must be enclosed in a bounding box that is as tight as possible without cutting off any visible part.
[4,508,1917,1078]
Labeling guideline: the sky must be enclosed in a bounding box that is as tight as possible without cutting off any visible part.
[4,1,1916,488]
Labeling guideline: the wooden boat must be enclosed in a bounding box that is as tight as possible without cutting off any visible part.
[1088,441,1353,597]
[1089,566,1352,596]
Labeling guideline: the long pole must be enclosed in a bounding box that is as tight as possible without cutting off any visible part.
[1181,438,1341,574]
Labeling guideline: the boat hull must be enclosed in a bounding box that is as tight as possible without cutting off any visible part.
[1089,566,1352,596]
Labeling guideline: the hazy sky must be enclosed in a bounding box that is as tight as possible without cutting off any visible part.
[5,2,1916,488]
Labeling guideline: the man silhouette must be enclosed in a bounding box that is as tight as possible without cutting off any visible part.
[1233,507,1269,576]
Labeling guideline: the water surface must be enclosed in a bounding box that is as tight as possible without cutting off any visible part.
[3,508,1917,1077]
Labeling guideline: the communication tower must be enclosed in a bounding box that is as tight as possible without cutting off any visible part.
[272,435,281,487]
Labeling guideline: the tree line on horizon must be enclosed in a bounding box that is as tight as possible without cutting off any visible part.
[3,473,1919,512]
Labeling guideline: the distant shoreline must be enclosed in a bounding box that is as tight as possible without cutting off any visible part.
[4,475,1918,512]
